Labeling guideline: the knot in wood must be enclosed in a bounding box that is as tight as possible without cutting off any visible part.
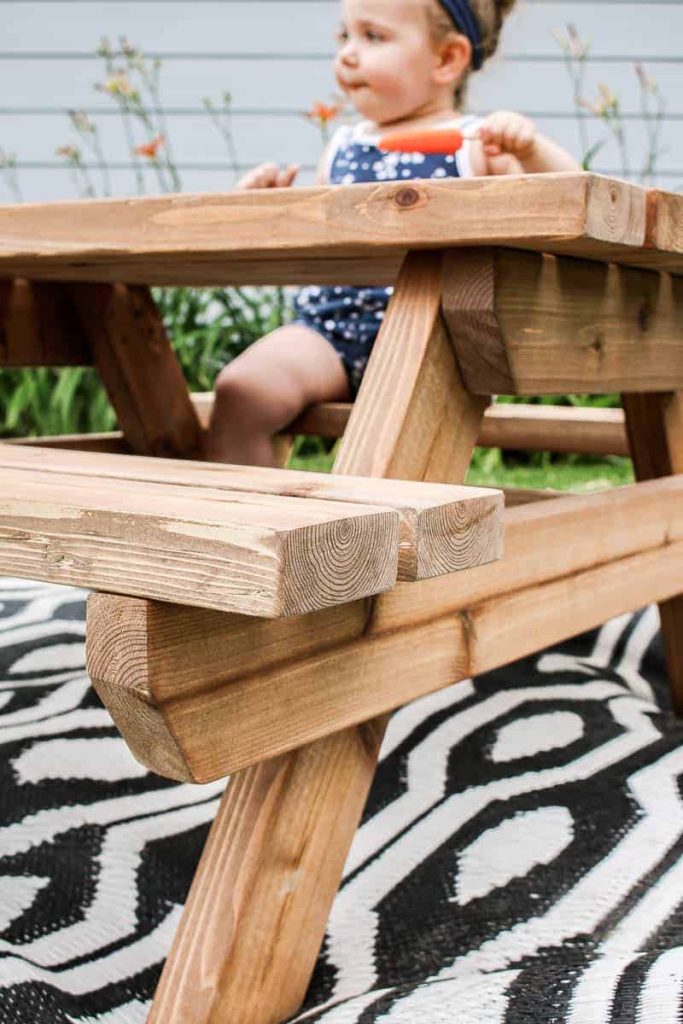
[394,187,420,209]
[637,300,652,332]
[590,332,604,355]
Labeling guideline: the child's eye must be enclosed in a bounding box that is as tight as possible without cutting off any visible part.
[365,29,384,42]
[335,28,349,44]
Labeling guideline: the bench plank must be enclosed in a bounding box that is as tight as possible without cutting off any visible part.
[0,465,403,616]
[0,445,503,582]
[2,174,680,284]
[7,398,629,457]
[479,404,629,456]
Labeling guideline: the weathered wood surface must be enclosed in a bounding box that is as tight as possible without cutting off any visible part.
[0,465,406,616]
[0,445,502,583]
[0,278,92,366]
[442,248,683,394]
[623,391,683,712]
[141,249,488,1024]
[0,174,680,285]
[88,474,683,783]
[68,282,203,458]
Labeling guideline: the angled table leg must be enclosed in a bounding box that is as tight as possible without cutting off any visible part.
[148,250,489,1024]
[622,391,683,712]
[0,278,92,366]
[68,282,202,458]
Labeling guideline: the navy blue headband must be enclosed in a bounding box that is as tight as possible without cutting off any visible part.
[438,0,484,70]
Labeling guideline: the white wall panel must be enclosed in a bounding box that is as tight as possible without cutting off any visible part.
[2,56,679,114]
[4,1,682,59]
[0,0,680,202]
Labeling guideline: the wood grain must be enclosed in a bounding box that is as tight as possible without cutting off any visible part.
[623,390,683,712]
[0,277,91,366]
[88,474,683,782]
[68,282,202,457]
[646,188,683,258]
[2,173,676,285]
[0,465,402,617]
[442,248,683,394]
[0,444,503,584]
[144,249,487,1024]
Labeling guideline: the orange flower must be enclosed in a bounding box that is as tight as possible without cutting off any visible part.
[134,133,165,159]
[101,72,136,99]
[56,144,81,162]
[305,100,344,127]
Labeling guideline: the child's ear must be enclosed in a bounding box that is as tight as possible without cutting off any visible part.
[432,32,472,86]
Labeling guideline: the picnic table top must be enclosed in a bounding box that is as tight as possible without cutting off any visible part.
[0,172,680,285]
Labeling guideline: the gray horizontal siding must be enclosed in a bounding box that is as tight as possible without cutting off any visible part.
[1,0,681,201]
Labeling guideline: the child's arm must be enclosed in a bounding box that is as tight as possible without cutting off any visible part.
[234,143,331,190]
[472,111,581,176]
[235,163,300,189]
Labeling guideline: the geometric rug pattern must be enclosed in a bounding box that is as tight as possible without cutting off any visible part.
[0,577,680,1023]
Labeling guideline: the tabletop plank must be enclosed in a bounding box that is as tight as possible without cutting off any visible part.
[0,173,679,284]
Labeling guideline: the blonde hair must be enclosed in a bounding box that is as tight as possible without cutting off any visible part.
[425,0,516,106]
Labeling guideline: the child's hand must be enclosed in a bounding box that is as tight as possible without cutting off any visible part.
[236,163,300,189]
[476,112,537,159]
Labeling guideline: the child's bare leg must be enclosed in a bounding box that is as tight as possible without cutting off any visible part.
[205,324,350,466]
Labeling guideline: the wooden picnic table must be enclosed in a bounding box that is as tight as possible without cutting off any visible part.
[0,171,682,1024]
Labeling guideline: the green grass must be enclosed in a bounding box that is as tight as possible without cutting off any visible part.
[289,439,634,491]
[464,451,634,491]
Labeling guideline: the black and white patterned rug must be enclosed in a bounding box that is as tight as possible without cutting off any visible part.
[0,576,681,1023]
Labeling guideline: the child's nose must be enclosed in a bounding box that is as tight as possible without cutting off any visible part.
[338,39,359,65]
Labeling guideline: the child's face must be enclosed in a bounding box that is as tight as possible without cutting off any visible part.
[335,0,447,124]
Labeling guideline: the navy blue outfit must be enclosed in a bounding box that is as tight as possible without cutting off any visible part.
[292,115,481,397]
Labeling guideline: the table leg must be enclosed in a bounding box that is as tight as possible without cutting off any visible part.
[622,391,683,712]
[148,250,488,1024]
[68,282,202,458]
[0,278,92,366]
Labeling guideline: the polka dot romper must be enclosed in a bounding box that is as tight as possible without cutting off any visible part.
[292,114,482,397]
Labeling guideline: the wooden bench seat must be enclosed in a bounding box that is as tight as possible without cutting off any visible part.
[0,444,503,616]
[5,397,631,457]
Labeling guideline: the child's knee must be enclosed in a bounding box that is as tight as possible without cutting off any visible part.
[213,362,266,419]
[213,358,299,431]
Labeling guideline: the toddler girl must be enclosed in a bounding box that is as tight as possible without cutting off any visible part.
[205,0,580,465]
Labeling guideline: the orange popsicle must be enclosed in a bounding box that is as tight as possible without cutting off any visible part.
[377,127,474,154]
